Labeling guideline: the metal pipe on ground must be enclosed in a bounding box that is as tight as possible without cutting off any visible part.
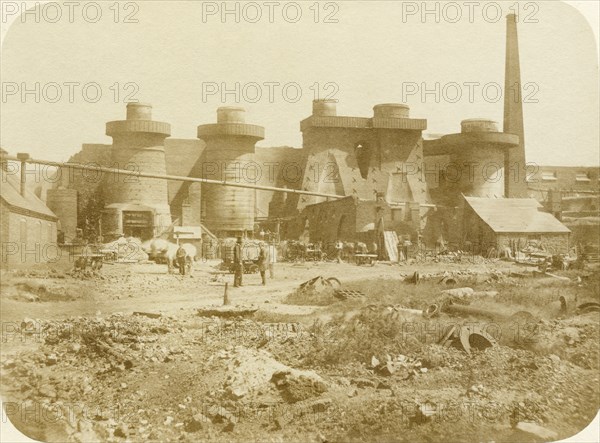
[443,303,503,320]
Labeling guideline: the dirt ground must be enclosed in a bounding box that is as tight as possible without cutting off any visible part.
[1,256,599,443]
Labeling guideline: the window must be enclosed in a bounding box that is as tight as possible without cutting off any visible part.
[354,142,371,179]
[35,221,42,242]
[541,171,557,181]
[19,219,27,244]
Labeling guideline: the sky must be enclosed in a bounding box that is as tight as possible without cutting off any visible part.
[1,0,598,166]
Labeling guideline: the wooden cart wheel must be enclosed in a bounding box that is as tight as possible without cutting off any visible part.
[325,277,341,288]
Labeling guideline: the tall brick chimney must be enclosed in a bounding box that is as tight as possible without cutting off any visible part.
[503,13,527,197]
[17,152,30,197]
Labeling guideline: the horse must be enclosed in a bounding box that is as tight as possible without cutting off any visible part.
[143,239,197,273]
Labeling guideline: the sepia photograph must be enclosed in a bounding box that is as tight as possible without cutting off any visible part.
[0,1,599,442]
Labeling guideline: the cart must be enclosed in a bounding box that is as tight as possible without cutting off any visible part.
[221,238,261,274]
[73,253,104,271]
[355,253,377,266]
[305,244,326,261]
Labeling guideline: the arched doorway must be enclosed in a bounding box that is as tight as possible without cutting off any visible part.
[354,142,371,179]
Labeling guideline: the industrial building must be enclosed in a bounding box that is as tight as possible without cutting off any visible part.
[29,13,596,258]
[47,95,581,256]
[1,150,58,267]
[461,196,571,255]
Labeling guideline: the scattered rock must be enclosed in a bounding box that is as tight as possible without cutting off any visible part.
[184,413,208,432]
[273,415,289,430]
[309,398,332,413]
[272,368,328,403]
[351,378,376,388]
[561,327,580,345]
[45,354,58,365]
[133,312,162,319]
[38,386,57,398]
[377,381,392,390]
[208,406,238,425]
[441,287,474,298]
[515,422,558,440]
[114,424,129,438]
[223,347,289,399]
[21,318,39,334]
[377,361,396,376]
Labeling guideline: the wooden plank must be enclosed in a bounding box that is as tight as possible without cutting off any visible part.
[383,231,399,262]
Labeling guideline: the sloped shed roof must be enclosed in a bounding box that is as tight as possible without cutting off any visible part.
[1,168,57,220]
[464,196,570,234]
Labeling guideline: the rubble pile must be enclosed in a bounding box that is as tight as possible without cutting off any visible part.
[1,263,598,442]
[285,276,342,306]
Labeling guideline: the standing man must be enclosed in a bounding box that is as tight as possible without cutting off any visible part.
[176,244,187,275]
[416,230,423,255]
[335,239,343,263]
[403,237,412,262]
[258,242,269,286]
[397,238,404,262]
[233,237,244,287]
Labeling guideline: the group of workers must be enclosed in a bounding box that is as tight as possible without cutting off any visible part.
[334,240,379,263]
[178,232,420,284]
[331,234,420,263]
[233,237,271,288]
[173,238,272,284]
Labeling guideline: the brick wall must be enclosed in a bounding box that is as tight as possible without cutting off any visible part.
[284,197,429,246]
[495,233,570,254]
[0,206,58,267]
[461,203,497,253]
[46,188,78,242]
[297,124,427,213]
[299,197,358,244]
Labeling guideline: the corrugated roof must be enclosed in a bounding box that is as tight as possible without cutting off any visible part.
[464,196,570,233]
[1,168,57,219]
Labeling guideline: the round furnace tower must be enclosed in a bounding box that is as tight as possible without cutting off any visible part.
[440,119,518,200]
[197,107,265,237]
[103,103,172,239]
